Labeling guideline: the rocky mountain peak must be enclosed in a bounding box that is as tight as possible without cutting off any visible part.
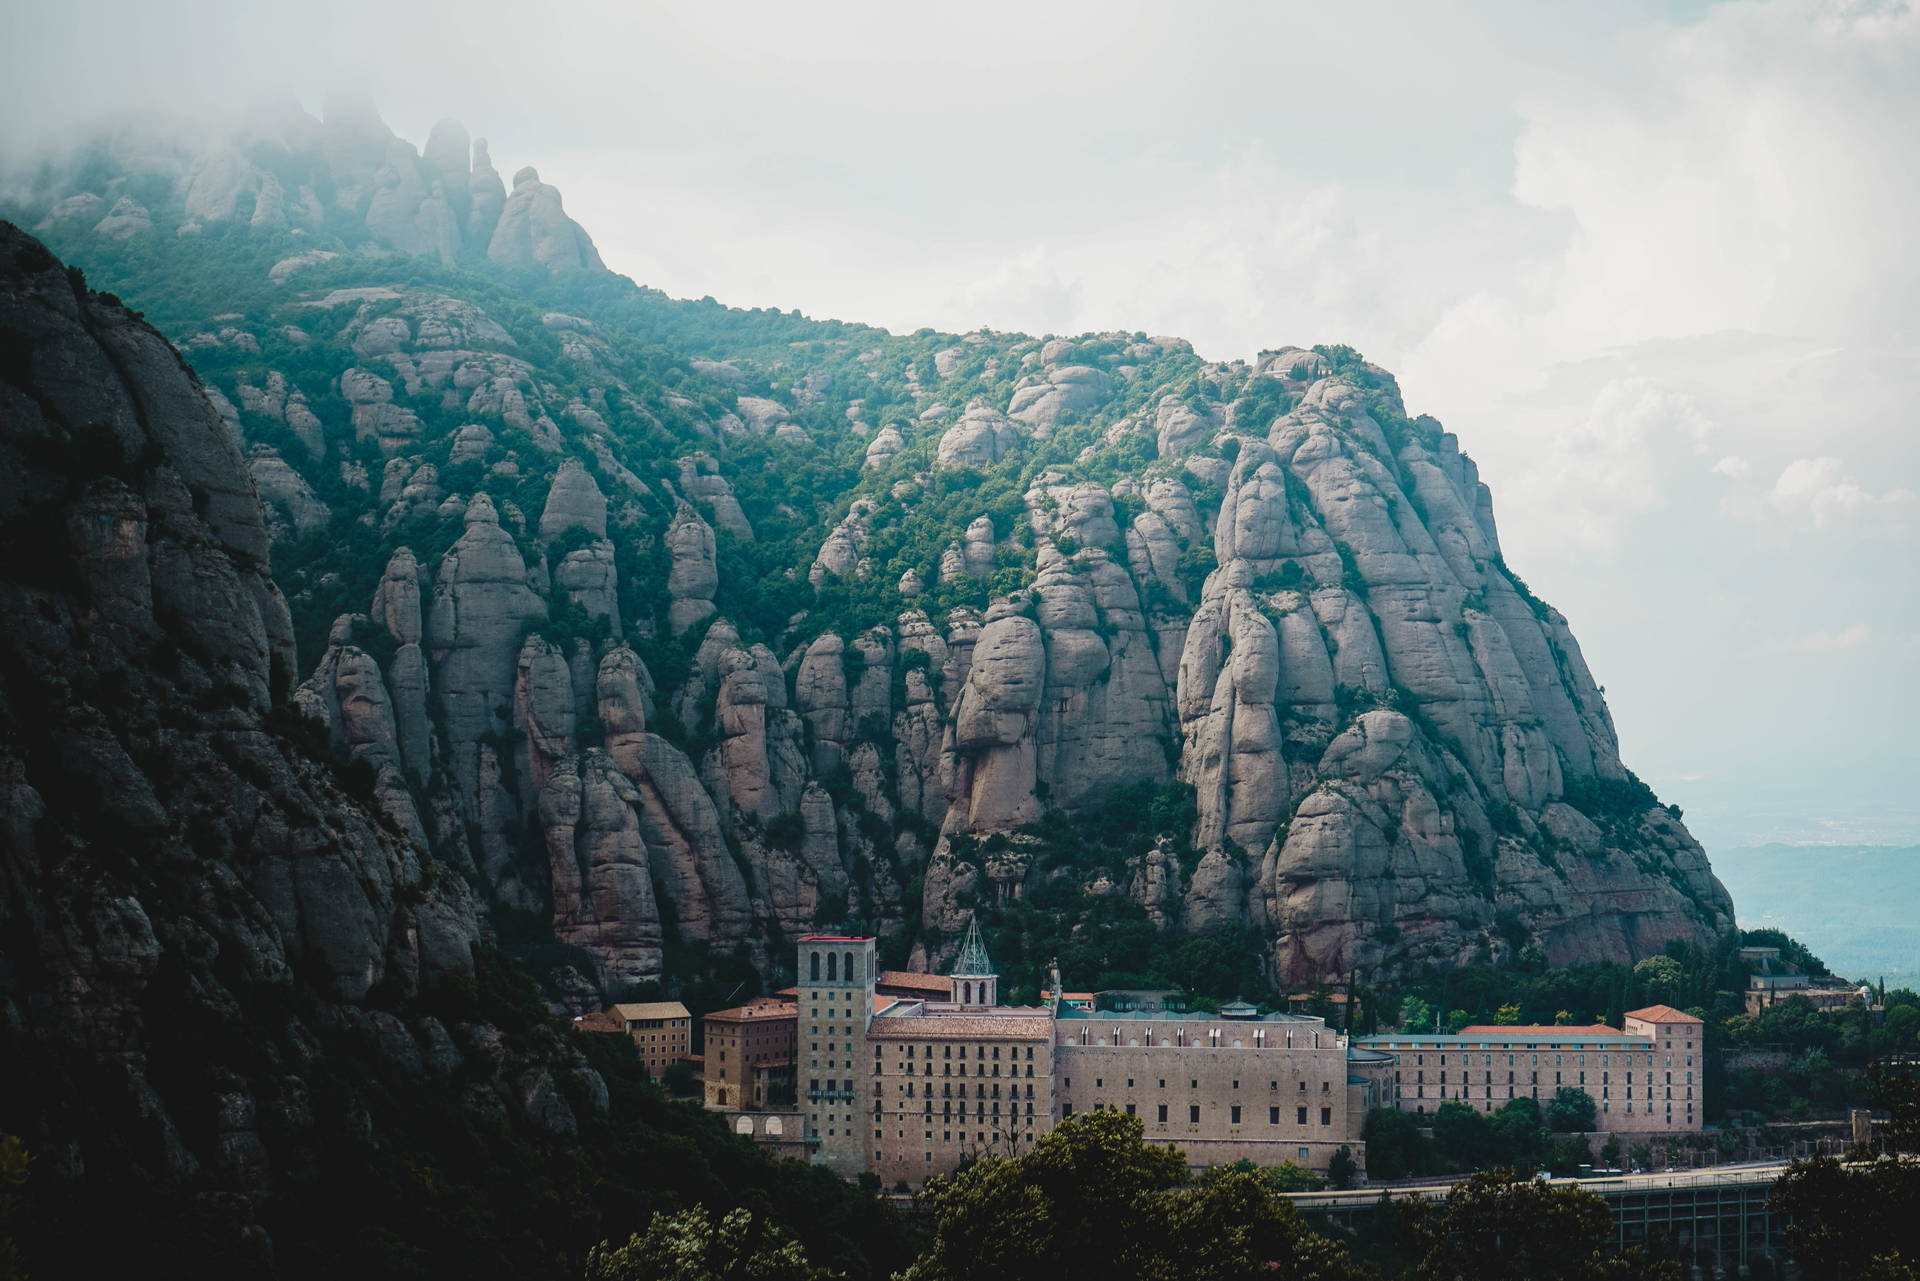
[2,106,1735,1001]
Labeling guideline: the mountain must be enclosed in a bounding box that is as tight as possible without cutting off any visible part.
[3,101,1733,1007]
[0,223,911,1278]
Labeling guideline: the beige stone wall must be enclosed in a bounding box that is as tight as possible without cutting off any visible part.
[703,1011,796,1109]
[1372,1034,1702,1134]
[869,1029,1053,1186]
[800,938,877,1176]
[1053,1026,1361,1175]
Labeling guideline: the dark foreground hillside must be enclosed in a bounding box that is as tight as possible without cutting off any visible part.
[0,222,913,1279]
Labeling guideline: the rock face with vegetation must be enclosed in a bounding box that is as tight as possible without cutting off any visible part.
[0,223,910,1280]
[4,101,1733,1002]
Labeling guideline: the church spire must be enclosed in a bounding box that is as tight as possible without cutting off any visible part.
[954,913,994,977]
[951,914,997,1008]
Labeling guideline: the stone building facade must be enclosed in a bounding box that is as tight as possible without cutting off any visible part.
[1053,1009,1369,1172]
[611,1001,691,1078]
[1356,1006,1705,1135]
[799,921,1370,1188]
[798,934,878,1176]
[702,997,796,1110]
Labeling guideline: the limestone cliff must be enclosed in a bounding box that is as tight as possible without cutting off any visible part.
[0,224,651,1267]
[6,111,1736,1000]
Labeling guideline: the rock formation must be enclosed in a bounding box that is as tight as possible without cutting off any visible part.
[9,105,1736,999]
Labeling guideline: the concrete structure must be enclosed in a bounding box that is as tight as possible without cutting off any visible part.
[724,1109,809,1161]
[1298,1165,1788,1276]
[610,1001,692,1078]
[1054,1007,1367,1172]
[702,997,796,1110]
[1356,1006,1706,1135]
[799,933,879,1176]
[1740,946,1868,1015]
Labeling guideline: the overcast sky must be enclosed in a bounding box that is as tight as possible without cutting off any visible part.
[6,0,1917,855]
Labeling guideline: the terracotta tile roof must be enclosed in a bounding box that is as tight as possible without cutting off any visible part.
[573,1011,624,1034]
[869,1010,1054,1040]
[1454,1024,1629,1037]
[610,1001,691,1021]
[1625,1005,1704,1024]
[704,999,797,1023]
[878,970,954,994]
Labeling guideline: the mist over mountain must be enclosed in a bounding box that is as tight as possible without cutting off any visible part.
[3,100,1734,1012]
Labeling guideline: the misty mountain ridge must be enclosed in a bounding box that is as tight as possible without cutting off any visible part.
[4,98,1734,1010]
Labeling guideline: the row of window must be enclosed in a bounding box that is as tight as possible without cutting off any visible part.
[1399,1084,1697,1107]
[895,1082,1037,1099]
[1065,1076,1330,1093]
[877,1102,1036,1119]
[883,1044,1037,1059]
[1062,1102,1335,1127]
[807,951,861,981]
[879,1061,1036,1078]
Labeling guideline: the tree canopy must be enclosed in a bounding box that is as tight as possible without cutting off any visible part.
[902,1110,1366,1281]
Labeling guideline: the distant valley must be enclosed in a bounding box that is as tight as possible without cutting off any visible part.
[1715,843,1920,988]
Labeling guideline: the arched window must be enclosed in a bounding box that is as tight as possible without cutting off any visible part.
[844,952,854,982]
[810,952,820,981]
[827,953,838,981]
[963,981,973,1004]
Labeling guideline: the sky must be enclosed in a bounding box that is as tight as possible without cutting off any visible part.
[5,0,1917,856]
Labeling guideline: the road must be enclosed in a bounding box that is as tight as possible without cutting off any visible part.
[1286,1160,1794,1211]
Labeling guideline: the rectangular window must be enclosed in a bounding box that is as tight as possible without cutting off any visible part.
[1230,1106,1241,1124]
[1297,1106,1308,1125]
[1126,1104,1135,1117]
[1320,1107,1332,1126]
[1189,1105,1200,1124]
[1158,1104,1168,1123]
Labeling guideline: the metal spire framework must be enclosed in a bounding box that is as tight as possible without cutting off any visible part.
[953,913,995,978]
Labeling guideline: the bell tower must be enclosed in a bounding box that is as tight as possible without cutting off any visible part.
[951,914,997,1008]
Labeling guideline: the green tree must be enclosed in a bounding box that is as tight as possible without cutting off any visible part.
[1490,1096,1547,1170]
[1399,997,1436,1032]
[1410,1169,1680,1281]
[586,1206,836,1281]
[1362,1106,1432,1181]
[1432,1101,1496,1170]
[1769,1156,1920,1279]
[1632,955,1684,1004]
[1869,1062,1920,1155]
[903,1110,1365,1281]
[1328,1146,1358,1191]
[1545,1086,1598,1133]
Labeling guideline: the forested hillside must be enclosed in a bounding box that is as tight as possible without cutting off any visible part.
[6,100,1732,1014]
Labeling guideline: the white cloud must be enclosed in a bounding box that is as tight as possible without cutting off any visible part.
[1766,457,1914,530]
[1466,376,1716,556]
[1713,455,1751,478]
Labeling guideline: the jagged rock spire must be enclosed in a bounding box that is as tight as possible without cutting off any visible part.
[953,913,994,979]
